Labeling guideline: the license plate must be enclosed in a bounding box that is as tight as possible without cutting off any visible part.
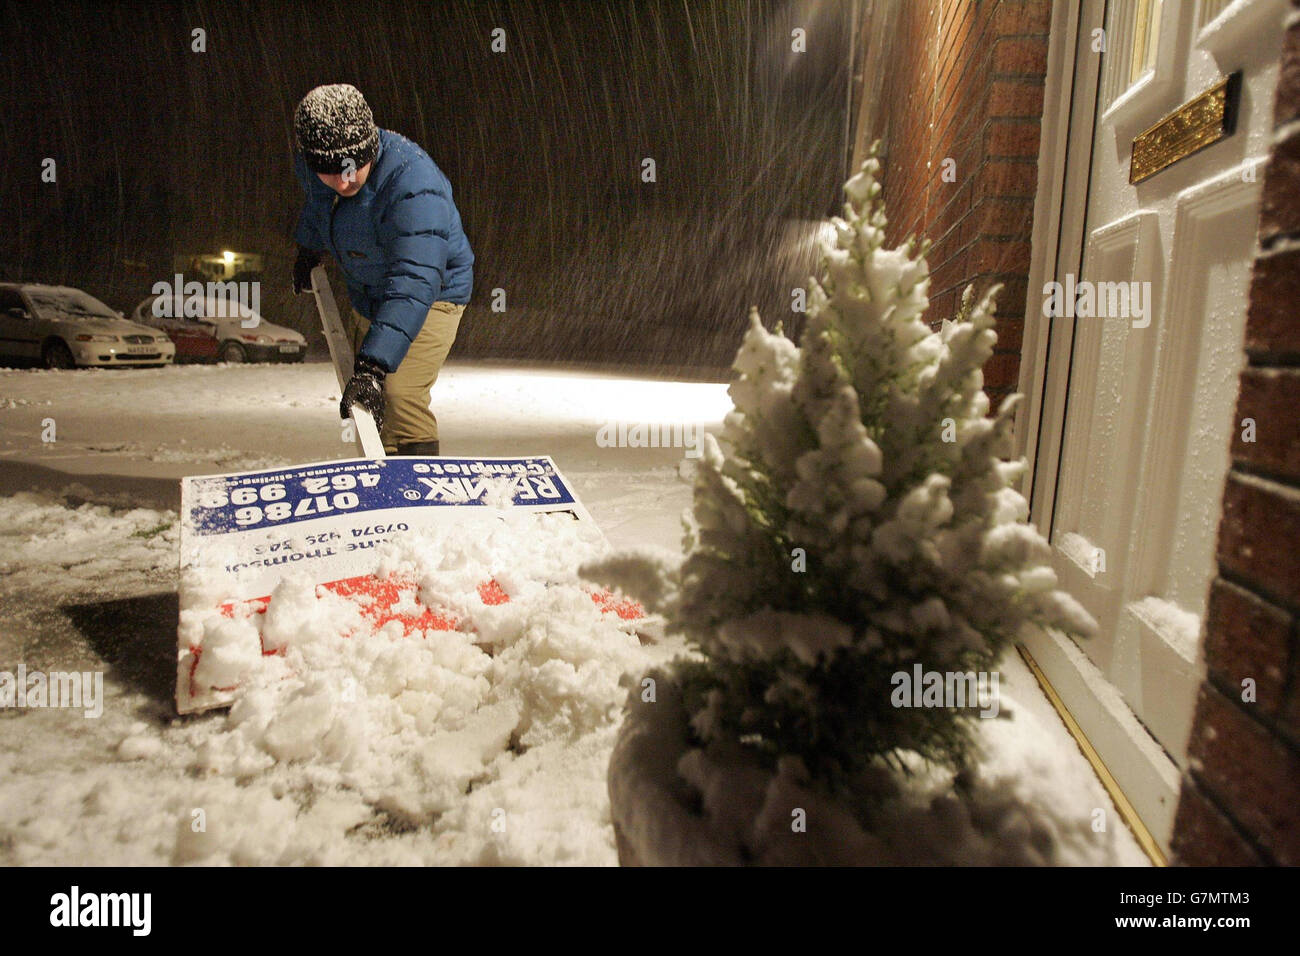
[278,344,298,353]
[127,346,154,354]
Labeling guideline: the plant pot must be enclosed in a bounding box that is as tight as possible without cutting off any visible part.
[608,666,1134,866]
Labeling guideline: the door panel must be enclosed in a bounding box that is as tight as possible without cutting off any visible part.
[1114,165,1259,757]
[1023,0,1287,849]
[1100,0,1178,122]
[1051,211,1161,674]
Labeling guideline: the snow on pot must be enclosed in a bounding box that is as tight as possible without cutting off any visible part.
[607,660,1142,866]
[585,147,1107,866]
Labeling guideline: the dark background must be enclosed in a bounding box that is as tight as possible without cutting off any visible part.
[0,0,855,369]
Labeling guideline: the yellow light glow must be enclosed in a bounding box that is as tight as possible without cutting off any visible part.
[222,250,235,264]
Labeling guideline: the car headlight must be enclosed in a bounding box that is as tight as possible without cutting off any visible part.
[154,335,170,343]
[257,335,273,343]
[75,334,119,342]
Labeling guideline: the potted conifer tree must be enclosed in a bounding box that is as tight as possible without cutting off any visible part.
[583,149,1107,865]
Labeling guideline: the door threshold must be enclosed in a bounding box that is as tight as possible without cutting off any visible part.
[1016,643,1168,867]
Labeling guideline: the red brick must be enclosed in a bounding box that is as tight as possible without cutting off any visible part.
[970,238,1031,274]
[954,124,985,166]
[941,119,986,178]
[1186,684,1300,865]
[928,290,958,326]
[984,350,1021,391]
[1217,473,1300,607]
[929,250,973,298]
[988,78,1046,118]
[1231,368,1300,479]
[887,178,928,225]
[986,119,1042,158]
[935,3,978,89]
[931,179,973,244]
[975,197,1035,237]
[891,217,927,252]
[993,275,1030,317]
[933,62,991,141]
[1259,127,1300,241]
[863,0,1045,449]
[929,139,975,184]
[978,160,1039,201]
[993,315,1024,352]
[1245,247,1300,358]
[949,280,988,316]
[947,212,977,254]
[935,98,974,142]
[991,0,1052,37]
[1171,776,1268,865]
[1273,17,1300,126]
[1204,578,1292,720]
[991,36,1048,75]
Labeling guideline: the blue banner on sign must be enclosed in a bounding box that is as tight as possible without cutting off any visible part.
[187,457,578,535]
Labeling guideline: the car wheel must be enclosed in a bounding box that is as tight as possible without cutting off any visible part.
[42,340,76,370]
[219,341,246,364]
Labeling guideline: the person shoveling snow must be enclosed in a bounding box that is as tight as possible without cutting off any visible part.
[291,83,474,456]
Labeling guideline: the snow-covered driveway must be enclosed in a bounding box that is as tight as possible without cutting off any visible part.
[0,360,729,546]
[0,360,1148,865]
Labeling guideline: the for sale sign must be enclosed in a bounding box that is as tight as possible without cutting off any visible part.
[176,456,621,714]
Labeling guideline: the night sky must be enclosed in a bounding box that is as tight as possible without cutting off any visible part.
[1,0,853,367]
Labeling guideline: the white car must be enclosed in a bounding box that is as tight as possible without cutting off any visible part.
[131,295,307,364]
[0,283,176,369]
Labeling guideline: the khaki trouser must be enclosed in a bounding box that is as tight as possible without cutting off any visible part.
[347,302,464,453]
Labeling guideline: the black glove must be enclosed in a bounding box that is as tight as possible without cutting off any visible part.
[340,356,387,434]
[293,246,323,294]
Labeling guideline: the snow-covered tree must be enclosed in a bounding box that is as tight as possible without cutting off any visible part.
[586,146,1096,791]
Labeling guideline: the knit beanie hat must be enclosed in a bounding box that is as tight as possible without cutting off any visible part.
[294,84,380,175]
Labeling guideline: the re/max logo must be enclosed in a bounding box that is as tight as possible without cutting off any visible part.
[415,475,563,501]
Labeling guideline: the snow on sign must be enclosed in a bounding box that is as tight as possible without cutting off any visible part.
[177,456,635,714]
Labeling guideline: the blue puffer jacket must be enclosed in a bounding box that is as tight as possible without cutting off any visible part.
[294,129,473,372]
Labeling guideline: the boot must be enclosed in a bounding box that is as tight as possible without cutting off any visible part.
[397,440,440,456]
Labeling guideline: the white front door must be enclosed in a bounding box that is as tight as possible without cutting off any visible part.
[1019,0,1288,851]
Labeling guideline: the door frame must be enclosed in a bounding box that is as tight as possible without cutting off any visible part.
[1014,0,1184,849]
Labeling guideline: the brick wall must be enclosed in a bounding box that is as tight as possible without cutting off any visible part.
[850,0,1049,406]
[1171,2,1300,867]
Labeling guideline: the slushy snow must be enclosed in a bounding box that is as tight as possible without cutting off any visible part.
[1,487,682,865]
[177,510,673,863]
[0,361,1148,865]
[608,668,1148,865]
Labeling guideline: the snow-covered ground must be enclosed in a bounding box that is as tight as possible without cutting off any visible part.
[0,360,1148,865]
